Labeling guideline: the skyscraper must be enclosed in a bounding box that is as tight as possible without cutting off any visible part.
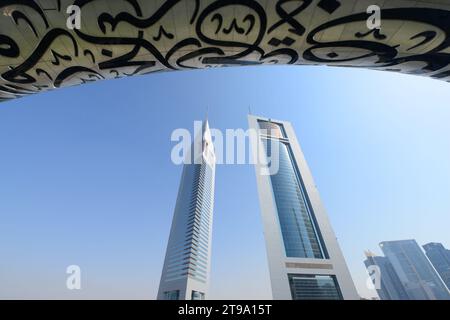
[380,240,450,300]
[364,251,409,300]
[248,115,359,300]
[157,120,216,300]
[423,242,450,290]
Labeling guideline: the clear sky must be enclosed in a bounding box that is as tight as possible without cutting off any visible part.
[0,65,449,299]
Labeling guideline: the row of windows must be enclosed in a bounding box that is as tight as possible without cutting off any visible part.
[163,161,213,284]
[165,237,209,275]
[163,290,205,301]
[288,274,343,300]
[164,262,208,282]
[165,253,208,274]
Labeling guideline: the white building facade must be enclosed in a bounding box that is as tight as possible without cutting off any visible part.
[248,115,359,300]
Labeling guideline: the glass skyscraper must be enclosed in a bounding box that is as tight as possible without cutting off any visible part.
[157,120,216,300]
[380,240,450,300]
[364,251,409,300]
[248,115,359,300]
[423,242,450,291]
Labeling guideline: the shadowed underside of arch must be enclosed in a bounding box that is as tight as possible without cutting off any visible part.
[1,0,450,103]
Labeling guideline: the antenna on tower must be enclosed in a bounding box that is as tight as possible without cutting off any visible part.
[248,105,253,115]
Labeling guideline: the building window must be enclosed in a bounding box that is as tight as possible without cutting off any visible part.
[262,137,327,259]
[258,120,286,139]
[164,290,180,300]
[288,274,343,300]
[191,291,205,300]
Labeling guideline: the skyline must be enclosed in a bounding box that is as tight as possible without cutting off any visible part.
[1,65,450,299]
[380,240,450,300]
[365,240,450,300]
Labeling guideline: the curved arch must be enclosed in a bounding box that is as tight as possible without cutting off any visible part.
[1,0,450,102]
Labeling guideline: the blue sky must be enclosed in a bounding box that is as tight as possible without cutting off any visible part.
[0,65,449,299]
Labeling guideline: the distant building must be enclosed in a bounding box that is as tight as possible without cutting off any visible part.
[380,240,450,300]
[364,251,409,300]
[423,242,450,291]
[248,115,359,300]
[157,120,216,300]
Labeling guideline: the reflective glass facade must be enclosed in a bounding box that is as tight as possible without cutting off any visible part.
[423,243,450,291]
[380,240,450,300]
[162,162,212,284]
[288,274,342,300]
[191,291,205,300]
[259,121,326,259]
[158,121,215,300]
[258,121,286,139]
[164,290,180,300]
[364,254,409,300]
